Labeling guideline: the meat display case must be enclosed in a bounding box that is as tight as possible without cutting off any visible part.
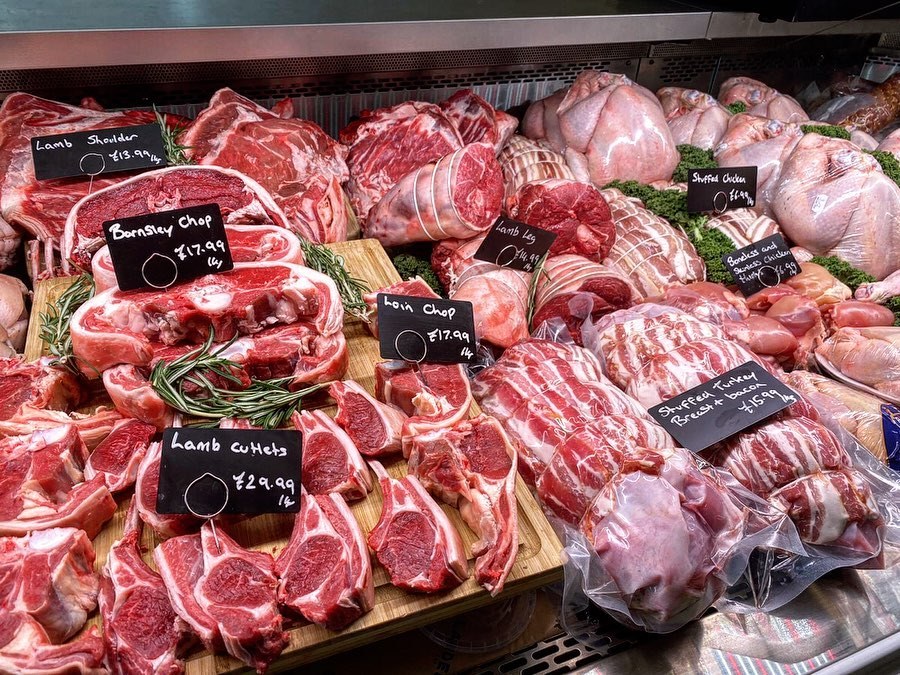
[3,2,900,673]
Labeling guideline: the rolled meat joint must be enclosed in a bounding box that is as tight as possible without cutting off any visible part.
[714,114,803,215]
[771,134,900,280]
[498,135,575,198]
[341,101,463,223]
[506,179,616,263]
[0,274,29,354]
[524,70,679,186]
[363,143,504,246]
[828,73,900,134]
[816,326,900,399]
[657,87,731,149]
[532,254,638,343]
[782,370,889,462]
[440,89,517,154]
[703,209,781,249]
[718,76,809,124]
[600,188,705,298]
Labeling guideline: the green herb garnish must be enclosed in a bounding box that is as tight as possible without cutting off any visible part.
[298,239,370,322]
[38,273,95,374]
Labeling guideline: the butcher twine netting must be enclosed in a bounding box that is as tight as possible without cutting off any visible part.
[509,305,900,635]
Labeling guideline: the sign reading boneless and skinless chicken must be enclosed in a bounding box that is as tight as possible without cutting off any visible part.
[31,123,167,180]
[648,361,799,453]
[722,233,800,296]
[101,203,234,291]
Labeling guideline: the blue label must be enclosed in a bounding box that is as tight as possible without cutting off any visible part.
[880,404,900,471]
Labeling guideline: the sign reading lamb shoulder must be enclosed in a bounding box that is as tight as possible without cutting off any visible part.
[102,203,233,291]
[157,428,302,515]
[648,361,799,453]
[31,123,167,181]
[377,294,477,364]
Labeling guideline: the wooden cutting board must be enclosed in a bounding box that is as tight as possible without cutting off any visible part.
[26,238,563,673]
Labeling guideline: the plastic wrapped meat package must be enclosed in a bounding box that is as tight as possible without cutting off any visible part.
[500,311,900,634]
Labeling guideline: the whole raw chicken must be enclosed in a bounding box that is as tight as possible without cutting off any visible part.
[714,114,803,215]
[0,274,29,355]
[657,87,730,150]
[772,134,900,280]
[718,77,809,124]
[876,127,900,161]
[523,70,678,186]
[816,326,900,399]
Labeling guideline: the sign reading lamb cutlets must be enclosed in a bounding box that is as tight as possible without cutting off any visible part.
[648,361,799,453]
[157,428,302,515]
[102,203,233,291]
[31,123,167,180]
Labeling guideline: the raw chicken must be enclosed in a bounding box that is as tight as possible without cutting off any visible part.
[772,134,900,280]
[782,261,851,307]
[0,274,28,354]
[816,326,900,398]
[856,268,900,303]
[524,71,679,185]
[714,114,803,214]
[718,77,809,123]
[877,127,900,160]
[824,301,895,329]
[657,87,730,149]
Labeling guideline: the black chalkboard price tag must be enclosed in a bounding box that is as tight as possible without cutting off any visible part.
[648,361,799,453]
[722,233,800,296]
[686,166,758,214]
[377,294,477,364]
[473,217,557,272]
[31,123,167,181]
[102,203,233,291]
[157,428,302,515]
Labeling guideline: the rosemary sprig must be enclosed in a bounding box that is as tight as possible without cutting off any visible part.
[149,331,326,429]
[526,252,550,327]
[39,274,95,374]
[298,239,371,322]
[154,107,194,166]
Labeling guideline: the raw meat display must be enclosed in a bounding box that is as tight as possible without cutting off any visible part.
[291,410,372,501]
[531,254,637,341]
[824,300,895,329]
[718,77,809,123]
[771,134,900,280]
[341,102,463,223]
[366,461,468,593]
[440,89,517,154]
[579,446,746,630]
[375,361,474,444]
[0,612,105,675]
[821,73,900,133]
[330,380,407,456]
[406,414,518,595]
[181,88,351,243]
[154,522,289,672]
[0,406,123,451]
[0,424,116,537]
[703,209,781,249]
[61,165,291,271]
[601,187,705,297]
[70,261,343,374]
[363,142,503,246]
[0,274,29,354]
[0,93,185,257]
[0,357,83,421]
[134,441,199,539]
[276,490,374,630]
[816,326,900,398]
[657,87,731,149]
[99,499,187,675]
[431,235,530,348]
[91,222,305,292]
[0,527,98,642]
[83,419,156,493]
[498,135,575,198]
[102,365,174,430]
[714,114,803,214]
[524,71,679,185]
[505,179,617,262]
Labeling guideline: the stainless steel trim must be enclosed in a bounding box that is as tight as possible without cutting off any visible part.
[707,12,900,39]
[0,14,711,70]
